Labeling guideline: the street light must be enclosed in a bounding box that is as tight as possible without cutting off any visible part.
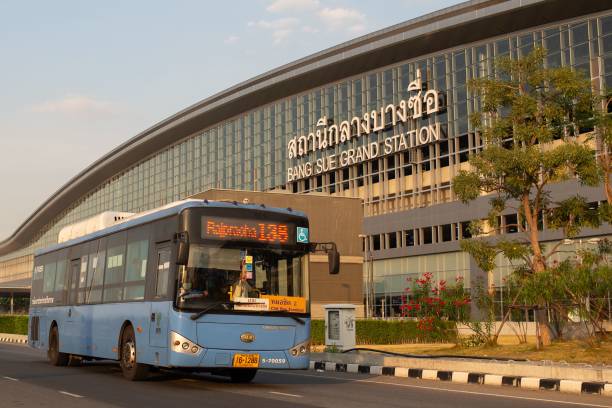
[358,234,374,318]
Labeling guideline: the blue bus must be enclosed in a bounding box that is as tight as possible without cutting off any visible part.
[28,200,338,381]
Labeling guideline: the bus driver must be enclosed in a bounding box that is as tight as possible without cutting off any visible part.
[232,259,253,298]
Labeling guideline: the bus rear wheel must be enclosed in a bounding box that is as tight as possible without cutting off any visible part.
[229,369,257,383]
[119,325,149,381]
[48,325,69,366]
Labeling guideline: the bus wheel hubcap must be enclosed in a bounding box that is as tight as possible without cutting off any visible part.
[123,341,136,369]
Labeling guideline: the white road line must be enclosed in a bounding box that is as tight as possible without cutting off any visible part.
[266,371,611,408]
[2,376,18,381]
[59,391,84,398]
[269,391,303,398]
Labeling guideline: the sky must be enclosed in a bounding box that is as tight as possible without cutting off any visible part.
[0,0,463,240]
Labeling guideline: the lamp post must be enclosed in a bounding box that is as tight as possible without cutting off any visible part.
[359,234,373,318]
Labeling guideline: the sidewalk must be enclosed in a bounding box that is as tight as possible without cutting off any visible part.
[311,350,612,396]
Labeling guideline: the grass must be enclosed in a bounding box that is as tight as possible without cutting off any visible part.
[334,340,612,365]
[427,340,612,365]
[0,315,28,335]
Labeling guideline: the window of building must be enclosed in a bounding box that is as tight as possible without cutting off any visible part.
[421,146,431,172]
[403,151,412,176]
[342,168,349,190]
[357,164,364,187]
[387,156,396,180]
[439,141,449,168]
[371,160,380,184]
[405,230,414,247]
[461,221,472,239]
[329,172,336,194]
[388,232,397,249]
[441,224,452,242]
[504,214,518,234]
[422,227,433,245]
[458,134,469,163]
[372,235,381,251]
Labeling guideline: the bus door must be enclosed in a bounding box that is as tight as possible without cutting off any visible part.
[63,259,80,350]
[149,244,171,348]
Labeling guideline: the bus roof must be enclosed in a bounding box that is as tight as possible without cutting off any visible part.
[34,199,307,257]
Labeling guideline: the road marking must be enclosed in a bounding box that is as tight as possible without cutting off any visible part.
[59,391,84,398]
[266,371,611,408]
[269,391,302,398]
[2,376,18,381]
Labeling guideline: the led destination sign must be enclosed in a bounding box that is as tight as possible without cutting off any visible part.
[202,217,298,245]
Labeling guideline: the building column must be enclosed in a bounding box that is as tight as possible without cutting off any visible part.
[10,291,14,315]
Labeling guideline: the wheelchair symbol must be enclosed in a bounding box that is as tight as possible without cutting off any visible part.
[297,227,309,243]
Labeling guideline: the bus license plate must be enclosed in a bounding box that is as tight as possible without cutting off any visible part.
[233,354,260,368]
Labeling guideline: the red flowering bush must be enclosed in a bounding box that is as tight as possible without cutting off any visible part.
[401,272,470,338]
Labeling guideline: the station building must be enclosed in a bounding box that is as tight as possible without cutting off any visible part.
[1,0,612,317]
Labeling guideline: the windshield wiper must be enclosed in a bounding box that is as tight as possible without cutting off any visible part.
[189,302,306,325]
[262,310,306,325]
[190,301,231,320]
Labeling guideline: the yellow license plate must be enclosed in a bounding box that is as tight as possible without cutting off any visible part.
[233,353,260,368]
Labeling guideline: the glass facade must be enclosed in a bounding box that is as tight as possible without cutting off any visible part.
[2,11,612,317]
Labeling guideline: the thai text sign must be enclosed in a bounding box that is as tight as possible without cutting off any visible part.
[287,69,445,182]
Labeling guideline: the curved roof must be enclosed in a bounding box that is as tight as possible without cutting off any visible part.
[1,0,609,256]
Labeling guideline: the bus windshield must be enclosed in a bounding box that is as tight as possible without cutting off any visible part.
[176,244,307,313]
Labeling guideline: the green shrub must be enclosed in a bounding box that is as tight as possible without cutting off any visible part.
[0,315,28,335]
[311,319,325,345]
[311,319,456,345]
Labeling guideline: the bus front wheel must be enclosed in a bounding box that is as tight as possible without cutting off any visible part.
[119,325,149,381]
[229,369,257,383]
[48,325,69,366]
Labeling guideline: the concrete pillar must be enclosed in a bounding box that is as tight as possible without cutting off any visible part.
[10,291,14,315]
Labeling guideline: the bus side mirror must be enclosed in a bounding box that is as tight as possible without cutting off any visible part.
[310,242,340,275]
[176,232,190,266]
[328,248,340,275]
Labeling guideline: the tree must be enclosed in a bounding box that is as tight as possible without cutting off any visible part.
[452,47,601,345]
[512,239,612,343]
[593,91,612,209]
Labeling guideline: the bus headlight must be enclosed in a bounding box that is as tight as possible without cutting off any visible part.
[289,340,310,357]
[170,331,202,355]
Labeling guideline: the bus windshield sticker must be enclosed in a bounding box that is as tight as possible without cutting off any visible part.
[262,295,307,313]
[233,297,269,311]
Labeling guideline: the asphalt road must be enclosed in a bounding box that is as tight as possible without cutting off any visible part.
[0,343,609,408]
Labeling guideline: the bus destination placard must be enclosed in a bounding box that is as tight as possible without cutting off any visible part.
[202,217,297,245]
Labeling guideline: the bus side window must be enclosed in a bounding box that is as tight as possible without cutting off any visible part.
[124,239,149,301]
[87,240,106,304]
[103,232,127,303]
[54,257,67,304]
[42,261,57,295]
[77,254,89,304]
[31,260,45,302]
[155,247,171,298]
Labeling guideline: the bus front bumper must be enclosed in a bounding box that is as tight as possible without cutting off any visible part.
[168,348,310,370]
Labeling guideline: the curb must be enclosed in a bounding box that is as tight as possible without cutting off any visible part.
[0,336,28,345]
[309,361,611,396]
